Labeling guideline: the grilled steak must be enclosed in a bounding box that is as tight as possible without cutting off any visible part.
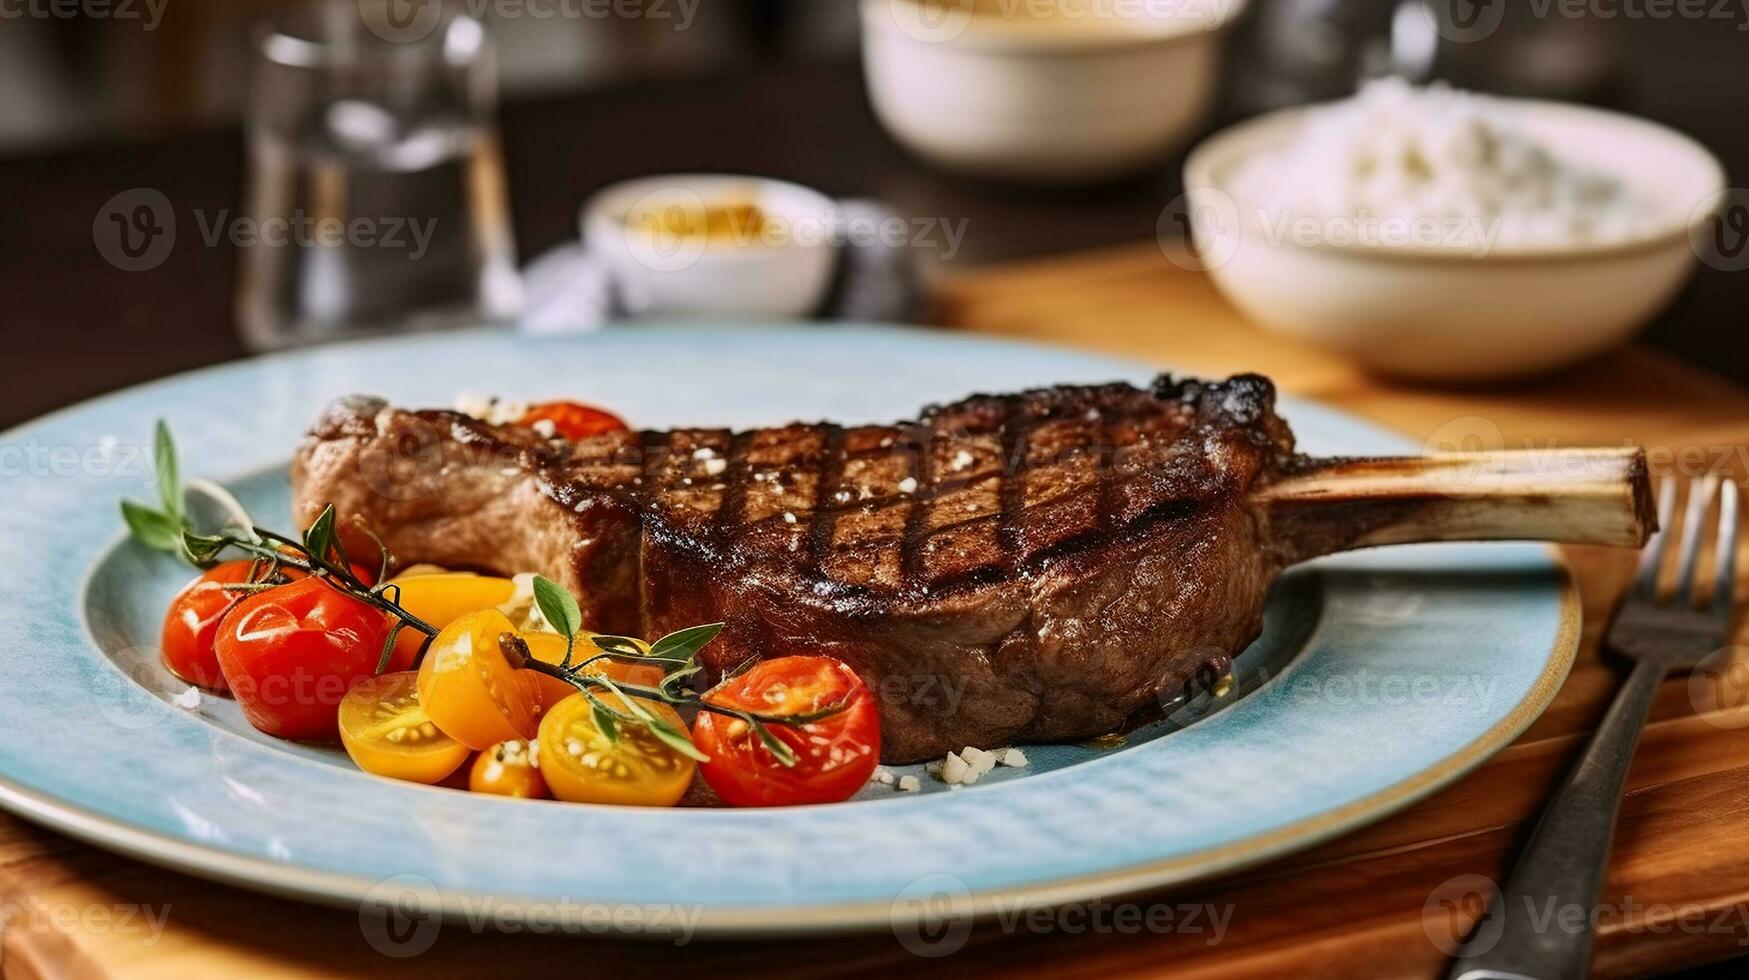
[292,375,1654,762]
[294,376,1294,762]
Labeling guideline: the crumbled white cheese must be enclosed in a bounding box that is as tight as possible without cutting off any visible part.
[940,752,977,785]
[171,687,202,711]
[454,393,530,426]
[692,447,717,460]
[530,419,558,439]
[703,457,727,476]
[898,477,918,494]
[896,775,921,792]
[950,450,974,471]
[873,768,896,785]
[782,511,798,525]
[499,572,555,633]
[933,745,1023,785]
[959,746,998,776]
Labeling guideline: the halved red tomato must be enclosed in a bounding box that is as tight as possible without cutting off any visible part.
[691,656,880,807]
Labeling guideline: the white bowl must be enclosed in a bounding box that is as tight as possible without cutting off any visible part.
[583,174,840,319]
[1183,100,1726,381]
[860,0,1245,183]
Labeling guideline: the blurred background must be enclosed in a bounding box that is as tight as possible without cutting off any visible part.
[3,0,1747,424]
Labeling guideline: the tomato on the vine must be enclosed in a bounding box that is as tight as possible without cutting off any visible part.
[214,578,406,740]
[380,571,518,670]
[164,557,382,692]
[691,656,880,807]
[416,610,545,751]
[517,401,629,442]
[161,560,262,690]
[519,631,666,718]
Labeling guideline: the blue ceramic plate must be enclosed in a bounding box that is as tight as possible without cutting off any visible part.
[0,325,1576,936]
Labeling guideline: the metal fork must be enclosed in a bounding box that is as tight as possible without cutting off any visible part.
[1448,475,1741,980]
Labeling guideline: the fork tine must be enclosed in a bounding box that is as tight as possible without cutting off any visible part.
[1675,475,1722,603]
[1635,475,1679,599]
[1714,480,1741,621]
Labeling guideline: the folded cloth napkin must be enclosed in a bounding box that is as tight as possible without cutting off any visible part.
[519,199,925,335]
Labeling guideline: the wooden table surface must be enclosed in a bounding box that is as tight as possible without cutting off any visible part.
[4,243,1749,979]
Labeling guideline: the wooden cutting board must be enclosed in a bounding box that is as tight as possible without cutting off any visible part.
[5,242,1748,979]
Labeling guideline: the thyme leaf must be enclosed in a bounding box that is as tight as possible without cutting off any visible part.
[154,420,181,521]
[531,575,582,665]
[121,500,183,553]
[648,623,723,663]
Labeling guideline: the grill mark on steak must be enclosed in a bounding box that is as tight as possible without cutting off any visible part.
[808,423,847,565]
[896,424,933,589]
[996,397,1035,574]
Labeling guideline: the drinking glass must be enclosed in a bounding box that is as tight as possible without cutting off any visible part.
[238,2,521,351]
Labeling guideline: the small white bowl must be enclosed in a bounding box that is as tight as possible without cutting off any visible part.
[1183,100,1726,381]
[583,174,840,319]
[861,0,1246,183]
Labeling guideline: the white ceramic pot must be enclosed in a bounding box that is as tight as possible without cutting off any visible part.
[861,0,1246,183]
[583,174,840,320]
[1183,99,1726,381]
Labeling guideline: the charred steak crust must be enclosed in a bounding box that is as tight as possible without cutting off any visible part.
[293,375,1297,762]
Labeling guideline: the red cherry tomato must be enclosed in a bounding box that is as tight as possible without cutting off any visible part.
[162,555,378,692]
[517,401,629,441]
[691,656,880,807]
[161,561,261,690]
[214,578,407,741]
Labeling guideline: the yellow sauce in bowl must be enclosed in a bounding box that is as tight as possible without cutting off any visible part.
[626,200,769,246]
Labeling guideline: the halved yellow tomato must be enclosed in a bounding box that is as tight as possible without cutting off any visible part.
[470,739,550,799]
[383,572,518,666]
[339,672,471,784]
[536,693,696,806]
[417,610,542,751]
